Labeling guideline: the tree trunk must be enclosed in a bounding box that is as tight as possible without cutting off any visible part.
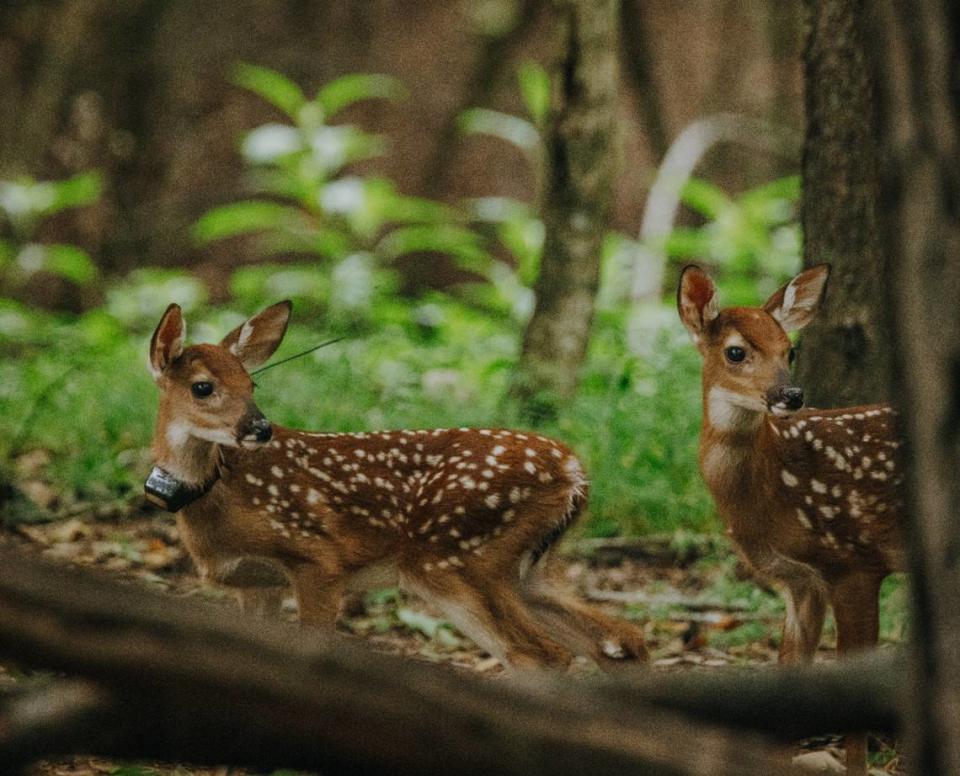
[793,0,889,408]
[512,0,618,418]
[873,2,960,774]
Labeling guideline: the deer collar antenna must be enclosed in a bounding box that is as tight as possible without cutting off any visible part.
[144,336,345,513]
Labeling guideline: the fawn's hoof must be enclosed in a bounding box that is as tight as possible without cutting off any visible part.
[600,627,648,661]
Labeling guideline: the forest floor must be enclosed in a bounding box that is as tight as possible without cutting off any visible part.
[0,506,905,776]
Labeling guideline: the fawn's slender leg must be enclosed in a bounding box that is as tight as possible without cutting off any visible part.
[237,586,287,619]
[291,565,345,628]
[404,569,573,670]
[778,577,828,664]
[522,564,647,663]
[831,573,882,776]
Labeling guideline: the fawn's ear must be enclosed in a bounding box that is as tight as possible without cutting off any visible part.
[149,303,185,381]
[220,300,292,370]
[677,265,719,344]
[763,264,831,333]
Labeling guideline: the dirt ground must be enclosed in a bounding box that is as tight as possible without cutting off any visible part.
[0,508,903,776]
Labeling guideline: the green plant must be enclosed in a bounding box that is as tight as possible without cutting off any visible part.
[664,175,802,304]
[0,172,101,291]
[455,62,549,319]
[194,64,485,327]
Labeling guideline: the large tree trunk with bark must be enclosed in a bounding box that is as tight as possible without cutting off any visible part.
[794,0,889,408]
[0,549,903,774]
[512,0,618,417]
[874,2,960,773]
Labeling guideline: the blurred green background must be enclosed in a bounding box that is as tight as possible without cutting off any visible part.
[0,3,806,537]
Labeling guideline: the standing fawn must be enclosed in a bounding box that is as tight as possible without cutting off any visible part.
[678,265,905,773]
[145,301,646,669]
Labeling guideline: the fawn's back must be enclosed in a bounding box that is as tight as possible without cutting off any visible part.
[186,425,586,583]
[701,403,906,582]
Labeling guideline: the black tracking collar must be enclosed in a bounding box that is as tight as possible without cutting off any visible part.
[144,466,218,512]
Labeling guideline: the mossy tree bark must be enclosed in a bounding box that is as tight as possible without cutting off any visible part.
[793,0,889,408]
[512,0,619,419]
[874,2,960,773]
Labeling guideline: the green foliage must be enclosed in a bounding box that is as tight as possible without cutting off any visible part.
[0,172,102,290]
[517,61,550,127]
[458,107,540,152]
[195,64,456,329]
[0,172,101,236]
[664,175,802,304]
[0,63,806,542]
[233,63,307,119]
[459,61,548,150]
[0,263,714,534]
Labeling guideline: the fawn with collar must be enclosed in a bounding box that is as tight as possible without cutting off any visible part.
[146,301,646,669]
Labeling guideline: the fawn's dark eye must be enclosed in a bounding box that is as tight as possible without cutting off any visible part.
[788,347,797,365]
[725,346,746,363]
[191,381,214,398]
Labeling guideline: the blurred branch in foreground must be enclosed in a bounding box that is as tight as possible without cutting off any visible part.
[0,548,900,775]
[875,0,960,773]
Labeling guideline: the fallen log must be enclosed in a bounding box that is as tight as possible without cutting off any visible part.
[0,550,898,774]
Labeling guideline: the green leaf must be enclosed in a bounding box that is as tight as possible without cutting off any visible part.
[0,172,101,233]
[193,201,309,244]
[241,124,303,163]
[458,108,540,152]
[306,126,385,174]
[233,63,306,119]
[739,174,801,207]
[377,224,488,263]
[0,238,13,268]
[39,244,97,284]
[496,216,544,282]
[315,73,405,118]
[48,171,102,214]
[105,269,207,327]
[464,196,532,224]
[230,263,330,308]
[663,227,713,259]
[259,227,352,261]
[517,61,550,125]
[680,178,731,219]
[372,182,456,224]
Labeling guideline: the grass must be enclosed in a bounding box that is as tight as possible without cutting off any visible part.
[0,295,714,535]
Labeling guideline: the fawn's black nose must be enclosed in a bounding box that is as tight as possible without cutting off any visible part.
[767,384,804,413]
[783,386,804,410]
[239,412,273,446]
[250,416,273,442]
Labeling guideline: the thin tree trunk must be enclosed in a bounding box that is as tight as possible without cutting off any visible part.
[793,0,889,408]
[874,2,960,773]
[512,0,618,417]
